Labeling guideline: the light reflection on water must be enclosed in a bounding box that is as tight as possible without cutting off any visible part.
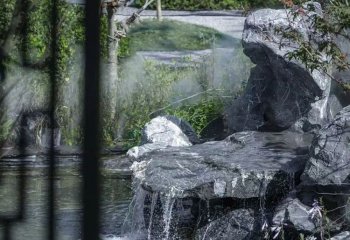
[0,157,132,240]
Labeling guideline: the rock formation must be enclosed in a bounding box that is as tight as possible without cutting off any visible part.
[302,105,350,185]
[226,3,331,133]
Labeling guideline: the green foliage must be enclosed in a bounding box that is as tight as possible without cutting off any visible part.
[0,0,16,42]
[100,14,109,59]
[166,96,224,136]
[117,60,179,147]
[0,1,251,147]
[27,0,85,144]
[132,0,282,10]
[0,0,86,145]
[281,0,350,90]
[117,47,251,147]
[0,120,13,144]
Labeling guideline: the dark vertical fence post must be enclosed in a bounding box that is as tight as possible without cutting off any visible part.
[49,0,59,239]
[82,0,101,239]
[3,221,11,240]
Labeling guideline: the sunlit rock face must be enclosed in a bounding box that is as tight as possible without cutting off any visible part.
[301,105,350,186]
[127,116,198,159]
[132,131,312,200]
[226,3,331,133]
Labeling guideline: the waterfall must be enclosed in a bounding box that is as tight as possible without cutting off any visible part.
[147,192,158,240]
[121,184,148,237]
[161,194,176,239]
[121,183,182,240]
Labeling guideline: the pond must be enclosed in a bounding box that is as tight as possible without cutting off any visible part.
[0,156,133,240]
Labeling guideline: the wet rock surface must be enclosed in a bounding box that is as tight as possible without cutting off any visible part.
[327,95,343,121]
[195,209,255,240]
[226,3,331,133]
[301,105,350,186]
[330,231,350,240]
[273,198,316,233]
[132,131,312,200]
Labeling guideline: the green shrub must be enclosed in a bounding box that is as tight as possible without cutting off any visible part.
[165,95,224,136]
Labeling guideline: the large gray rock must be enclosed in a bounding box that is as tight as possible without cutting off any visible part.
[332,29,350,107]
[301,105,350,185]
[195,209,255,240]
[127,116,197,159]
[273,198,316,233]
[159,115,200,144]
[132,131,312,200]
[326,95,343,121]
[140,116,195,146]
[331,231,350,240]
[226,3,331,133]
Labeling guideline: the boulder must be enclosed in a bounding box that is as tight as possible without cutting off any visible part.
[195,209,255,240]
[132,131,312,200]
[140,116,195,146]
[127,116,197,159]
[200,115,228,141]
[159,115,200,144]
[333,29,350,107]
[273,198,316,233]
[226,3,331,133]
[301,105,350,185]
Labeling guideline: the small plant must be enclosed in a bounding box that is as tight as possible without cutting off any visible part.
[308,199,323,222]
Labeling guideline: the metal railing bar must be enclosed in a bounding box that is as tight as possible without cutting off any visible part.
[18,114,28,220]
[48,0,59,238]
[82,0,102,239]
[0,112,30,240]
[3,221,11,240]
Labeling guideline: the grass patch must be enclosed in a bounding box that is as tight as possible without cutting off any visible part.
[119,19,240,57]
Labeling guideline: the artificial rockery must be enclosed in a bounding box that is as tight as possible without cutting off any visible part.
[123,2,350,240]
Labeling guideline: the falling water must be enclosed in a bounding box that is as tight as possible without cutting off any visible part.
[147,192,159,240]
[161,194,176,240]
[122,184,148,237]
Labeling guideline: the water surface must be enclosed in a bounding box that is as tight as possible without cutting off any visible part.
[0,156,132,240]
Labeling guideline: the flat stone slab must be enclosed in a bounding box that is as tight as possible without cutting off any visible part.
[132,131,312,199]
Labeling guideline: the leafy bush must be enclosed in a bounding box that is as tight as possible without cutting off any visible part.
[165,96,224,136]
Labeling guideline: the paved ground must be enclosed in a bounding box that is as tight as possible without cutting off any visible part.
[117,7,246,39]
[136,48,237,66]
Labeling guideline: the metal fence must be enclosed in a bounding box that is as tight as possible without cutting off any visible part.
[0,0,102,239]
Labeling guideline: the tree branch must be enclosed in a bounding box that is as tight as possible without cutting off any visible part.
[122,0,155,29]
